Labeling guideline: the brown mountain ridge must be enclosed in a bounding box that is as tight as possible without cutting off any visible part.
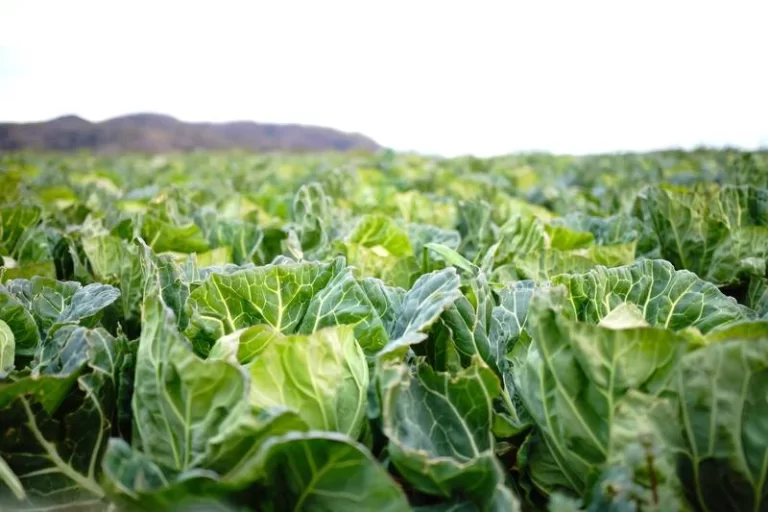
[0,114,381,153]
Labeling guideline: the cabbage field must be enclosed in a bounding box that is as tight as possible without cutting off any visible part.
[1,149,767,511]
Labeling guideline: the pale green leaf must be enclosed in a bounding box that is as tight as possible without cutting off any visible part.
[184,259,337,355]
[249,431,411,512]
[247,325,369,438]
[297,265,389,356]
[0,286,40,357]
[513,290,687,495]
[425,243,479,275]
[83,234,143,322]
[208,324,284,365]
[552,259,748,333]
[634,185,768,286]
[133,287,248,472]
[0,319,13,375]
[0,204,42,256]
[141,212,210,254]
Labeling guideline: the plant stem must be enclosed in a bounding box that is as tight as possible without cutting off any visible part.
[646,452,659,505]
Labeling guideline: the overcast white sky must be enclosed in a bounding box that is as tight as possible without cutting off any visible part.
[1,0,766,156]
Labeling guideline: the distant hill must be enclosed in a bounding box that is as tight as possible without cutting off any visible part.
[0,114,381,153]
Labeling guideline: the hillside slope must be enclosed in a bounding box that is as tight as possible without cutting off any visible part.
[0,114,381,153]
